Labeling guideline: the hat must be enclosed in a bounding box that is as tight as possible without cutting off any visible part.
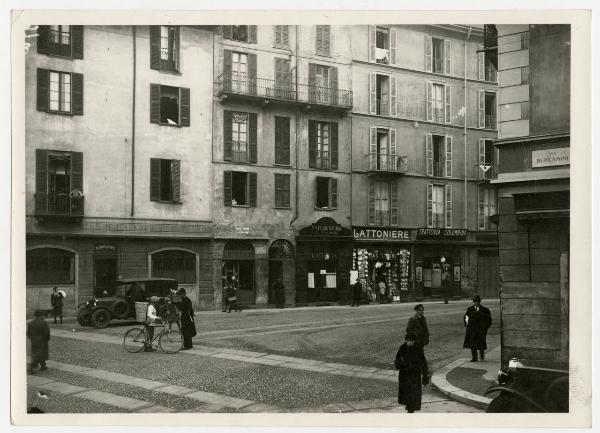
[472,295,481,302]
[178,288,186,295]
[414,304,424,311]
[34,309,46,317]
[405,333,417,341]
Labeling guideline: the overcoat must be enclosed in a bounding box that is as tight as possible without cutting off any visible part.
[395,343,429,411]
[352,281,362,299]
[180,295,196,338]
[405,313,430,347]
[51,292,63,315]
[463,305,492,350]
[27,317,50,363]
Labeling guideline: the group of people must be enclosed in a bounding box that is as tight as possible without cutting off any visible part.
[395,295,492,413]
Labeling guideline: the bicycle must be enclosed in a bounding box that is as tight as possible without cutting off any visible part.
[123,320,183,354]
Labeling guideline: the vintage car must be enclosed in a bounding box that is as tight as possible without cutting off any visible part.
[77,277,178,328]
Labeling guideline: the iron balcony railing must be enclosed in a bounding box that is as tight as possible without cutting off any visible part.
[485,114,497,130]
[34,193,84,217]
[225,140,251,163]
[478,164,498,180]
[217,74,353,109]
[485,67,498,83]
[432,161,445,177]
[432,58,444,73]
[314,151,330,169]
[374,210,390,226]
[376,98,389,116]
[368,153,408,173]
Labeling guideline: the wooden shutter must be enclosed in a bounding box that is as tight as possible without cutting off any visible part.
[171,159,181,202]
[368,180,376,224]
[174,26,180,71]
[282,26,289,46]
[390,28,397,65]
[274,116,283,164]
[308,120,317,168]
[368,25,376,62]
[369,72,376,114]
[478,188,485,229]
[222,25,232,40]
[444,85,451,123]
[390,75,397,116]
[329,178,337,208]
[150,26,161,70]
[72,26,84,59]
[274,173,282,206]
[370,126,378,170]
[426,183,433,227]
[150,84,160,123]
[150,158,161,201]
[323,25,331,56]
[71,73,84,115]
[445,184,452,228]
[274,26,282,45]
[223,110,233,161]
[36,68,49,112]
[70,151,83,194]
[478,89,485,128]
[223,171,232,205]
[424,35,432,72]
[248,53,257,95]
[180,87,190,126]
[478,138,486,179]
[444,39,451,75]
[35,149,48,212]
[426,82,433,121]
[275,116,290,165]
[426,134,433,176]
[248,172,257,207]
[330,66,338,106]
[330,122,338,170]
[445,135,452,177]
[37,25,49,54]
[390,129,397,163]
[223,49,232,84]
[308,63,317,102]
[316,25,323,55]
[478,45,485,80]
[248,26,257,44]
[249,112,257,163]
[390,181,399,225]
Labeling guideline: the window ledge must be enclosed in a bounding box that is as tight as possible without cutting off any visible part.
[154,200,183,205]
[274,206,292,210]
[314,206,336,211]
[156,69,182,76]
[44,110,75,117]
[228,204,251,208]
[273,163,292,168]
[224,160,256,165]
[157,122,182,128]
[41,53,75,60]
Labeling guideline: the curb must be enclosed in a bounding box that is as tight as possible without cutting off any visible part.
[431,358,492,410]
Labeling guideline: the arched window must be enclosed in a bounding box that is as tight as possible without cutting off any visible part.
[268,239,294,260]
[26,248,75,285]
[151,250,196,284]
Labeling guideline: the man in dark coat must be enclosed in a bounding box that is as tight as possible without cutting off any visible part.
[179,288,196,350]
[395,333,429,413]
[405,304,430,349]
[351,280,362,307]
[27,310,50,374]
[463,295,492,361]
[50,287,64,324]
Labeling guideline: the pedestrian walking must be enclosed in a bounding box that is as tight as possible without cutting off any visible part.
[442,269,451,304]
[273,278,285,309]
[27,310,50,374]
[179,288,196,349]
[395,333,430,413]
[143,298,161,352]
[222,274,235,312]
[463,295,492,361]
[166,295,181,331]
[351,280,362,307]
[405,304,430,349]
[50,287,64,324]
[378,279,387,304]
[224,282,241,313]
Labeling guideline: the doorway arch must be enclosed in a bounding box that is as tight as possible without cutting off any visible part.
[268,240,295,305]
[222,240,255,305]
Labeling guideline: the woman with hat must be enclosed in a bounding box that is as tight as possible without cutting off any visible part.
[178,288,196,350]
[395,333,430,413]
[463,295,492,361]
[27,310,50,374]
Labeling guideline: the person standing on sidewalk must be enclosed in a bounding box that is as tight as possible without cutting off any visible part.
[405,304,430,351]
[395,333,430,413]
[27,310,50,374]
[179,288,196,350]
[351,279,362,307]
[377,279,387,304]
[50,287,63,324]
[463,295,492,361]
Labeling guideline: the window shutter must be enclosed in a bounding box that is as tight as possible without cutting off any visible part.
[330,66,338,106]
[249,112,258,163]
[150,84,160,123]
[274,173,281,206]
[478,45,485,81]
[248,172,257,207]
[223,49,233,86]
[223,171,232,206]
[444,84,451,124]
[248,26,257,44]
[150,26,161,70]
[180,87,190,126]
[370,126,378,170]
[70,151,84,194]
[171,160,181,202]
[35,149,48,212]
[248,53,257,95]
[72,26,84,59]
[330,178,337,208]
[390,75,397,116]
[330,122,338,170]
[71,73,84,115]
[308,120,317,168]
[274,26,281,45]
[315,25,323,54]
[424,35,432,72]
[478,89,485,128]
[282,117,290,165]
[36,68,49,112]
[368,25,376,62]
[274,57,283,83]
[426,183,433,228]
[445,184,452,228]
[37,26,49,54]
[323,25,331,56]
[478,138,486,179]
[369,72,376,114]
[174,26,180,71]
[368,180,376,225]
[425,134,433,176]
[445,135,452,177]
[426,82,433,121]
[150,158,161,201]
[390,129,397,166]
[478,188,485,230]
[391,181,399,225]
[222,25,232,40]
[274,116,283,164]
[308,63,317,102]
[223,110,233,161]
[444,39,451,75]
[282,26,289,46]
[390,28,397,65]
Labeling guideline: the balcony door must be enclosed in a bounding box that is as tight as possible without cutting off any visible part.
[314,64,330,104]
[231,52,248,93]
[47,154,71,214]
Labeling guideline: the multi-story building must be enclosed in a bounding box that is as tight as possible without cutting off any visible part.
[349,25,499,302]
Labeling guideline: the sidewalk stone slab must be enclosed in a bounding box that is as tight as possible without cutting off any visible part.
[241,403,282,413]
[320,402,355,413]
[211,352,283,366]
[37,381,87,395]
[77,390,152,411]
[153,384,195,396]
[279,362,334,373]
[136,405,175,413]
[83,369,165,390]
[184,390,254,410]
[213,347,267,358]
[47,360,93,373]
[261,354,325,365]
[346,397,396,411]
[27,375,56,387]
[184,403,226,413]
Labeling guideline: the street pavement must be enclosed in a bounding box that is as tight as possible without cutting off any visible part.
[26,299,499,414]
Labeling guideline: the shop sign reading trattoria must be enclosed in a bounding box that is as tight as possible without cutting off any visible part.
[416,228,467,241]
[353,227,411,241]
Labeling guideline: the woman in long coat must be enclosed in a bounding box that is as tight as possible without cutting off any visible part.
[178,288,196,350]
[27,310,50,373]
[395,333,429,413]
[463,295,492,361]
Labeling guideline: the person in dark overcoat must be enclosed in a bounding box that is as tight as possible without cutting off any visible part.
[50,287,64,324]
[405,304,430,349]
[178,288,196,350]
[27,310,50,374]
[351,280,362,307]
[463,295,492,361]
[395,333,429,413]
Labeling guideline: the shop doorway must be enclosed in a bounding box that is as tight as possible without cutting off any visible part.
[223,240,255,305]
[268,240,295,304]
[477,250,498,298]
[93,245,118,297]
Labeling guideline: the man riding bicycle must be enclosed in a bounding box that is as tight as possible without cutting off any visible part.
[144,297,162,352]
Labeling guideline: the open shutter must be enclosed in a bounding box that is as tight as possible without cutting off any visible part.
[223,110,233,161]
[390,28,397,65]
[248,53,257,95]
[426,183,433,227]
[330,122,338,170]
[426,82,433,121]
[248,26,257,44]
[150,26,161,70]
[36,68,49,112]
[37,26,49,54]
[223,49,232,86]
[316,26,323,55]
[444,39,451,75]
[368,25,376,62]
[425,134,433,176]
[274,26,281,45]
[370,126,378,170]
[249,112,257,163]
[445,184,452,228]
[478,45,485,80]
[72,26,84,59]
[308,63,317,102]
[70,151,83,194]
[368,180,376,225]
[179,87,190,126]
[445,135,452,177]
[390,75,397,116]
[323,25,331,56]
[248,172,257,207]
[390,129,397,170]
[369,72,376,114]
[391,181,399,225]
[150,158,161,201]
[174,26,180,71]
[171,159,181,202]
[478,89,485,128]
[35,149,48,212]
[478,188,485,229]
[444,85,451,123]
[282,26,289,46]
[71,73,84,115]
[150,84,160,123]
[424,35,432,72]
[478,138,486,179]
[330,66,338,106]
[222,25,232,40]
[330,178,337,208]
[308,120,317,168]
[274,173,281,206]
[223,171,232,205]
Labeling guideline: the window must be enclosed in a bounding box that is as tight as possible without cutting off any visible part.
[426,134,452,177]
[37,69,83,115]
[315,25,331,56]
[309,120,338,170]
[368,180,399,226]
[315,177,337,209]
[427,184,452,228]
[151,250,196,284]
[224,111,257,163]
[478,187,497,230]
[224,171,257,207]
[37,25,83,59]
[368,26,397,64]
[274,174,291,208]
[27,248,75,285]
[274,116,291,165]
[369,127,397,171]
[150,26,179,72]
[273,57,294,99]
[150,84,190,126]
[223,50,257,95]
[369,73,397,116]
[478,90,497,129]
[478,139,498,180]
[426,82,450,123]
[478,47,497,82]
[274,25,289,47]
[35,149,84,216]
[425,36,451,74]
[223,25,257,43]
[150,158,181,203]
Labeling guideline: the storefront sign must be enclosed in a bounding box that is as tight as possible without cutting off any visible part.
[299,217,351,237]
[532,148,569,168]
[310,251,337,261]
[235,227,250,235]
[416,228,467,241]
[353,226,411,241]
[94,244,117,254]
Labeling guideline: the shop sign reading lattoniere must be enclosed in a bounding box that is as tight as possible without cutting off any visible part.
[353,227,411,241]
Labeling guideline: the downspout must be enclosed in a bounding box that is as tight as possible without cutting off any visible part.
[131,26,137,217]
[463,26,472,229]
[290,25,300,227]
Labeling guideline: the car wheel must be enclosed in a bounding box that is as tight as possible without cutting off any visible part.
[77,312,91,326]
[112,300,130,319]
[91,309,111,329]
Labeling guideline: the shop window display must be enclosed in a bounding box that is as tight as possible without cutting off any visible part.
[352,248,410,303]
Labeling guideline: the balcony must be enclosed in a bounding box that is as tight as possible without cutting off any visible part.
[485,114,497,130]
[34,193,84,219]
[216,74,353,113]
[376,99,389,116]
[478,165,498,181]
[484,67,497,83]
[368,153,408,176]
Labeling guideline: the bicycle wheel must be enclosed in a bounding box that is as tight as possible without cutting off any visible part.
[158,329,183,354]
[123,328,146,353]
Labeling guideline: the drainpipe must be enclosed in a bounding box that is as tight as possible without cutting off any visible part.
[131,26,137,217]
[290,25,300,228]
[463,26,472,229]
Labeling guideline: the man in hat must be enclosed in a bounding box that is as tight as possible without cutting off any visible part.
[405,304,430,351]
[463,295,492,361]
[50,286,64,324]
[179,288,196,350]
[27,310,50,374]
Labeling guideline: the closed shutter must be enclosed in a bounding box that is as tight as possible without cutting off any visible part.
[390,28,397,65]
[426,81,433,121]
[478,45,485,80]
[391,181,399,225]
[445,184,452,228]
[370,126,378,170]
[444,85,451,123]
[478,188,485,229]
[424,35,432,72]
[223,50,232,91]
[316,25,323,55]
[274,57,285,83]
[223,110,233,161]
[222,25,232,40]
[72,26,84,59]
[70,151,83,194]
[323,25,331,56]
[308,63,316,102]
[330,178,337,208]
[150,26,161,70]
[71,73,84,115]
[35,149,48,212]
[390,75,397,116]
[248,172,257,207]
[248,53,257,95]
[445,135,452,177]
[179,87,190,126]
[330,66,338,106]
[308,120,317,168]
[171,160,181,202]
[444,39,451,75]
[249,112,257,163]
[274,116,283,164]
[369,72,376,114]
[478,138,486,179]
[275,116,290,165]
[368,25,376,62]
[150,84,160,123]
[478,89,485,128]
[36,68,49,112]
[282,25,289,46]
[274,173,282,206]
[425,134,433,176]
[274,26,281,45]
[330,122,338,170]
[426,183,433,227]
[223,171,232,206]
[248,26,257,44]
[150,158,161,201]
[37,26,49,55]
